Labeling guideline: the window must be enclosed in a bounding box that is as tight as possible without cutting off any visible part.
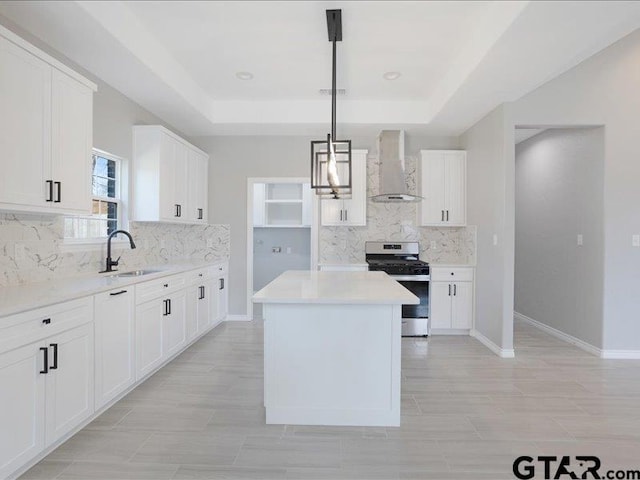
[64,149,124,241]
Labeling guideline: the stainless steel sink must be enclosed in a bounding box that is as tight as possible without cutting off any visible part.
[111,269,161,277]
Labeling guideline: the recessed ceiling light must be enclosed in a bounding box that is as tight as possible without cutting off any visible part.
[236,71,254,80]
[383,71,401,81]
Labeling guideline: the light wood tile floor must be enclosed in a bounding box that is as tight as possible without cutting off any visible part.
[21,320,640,479]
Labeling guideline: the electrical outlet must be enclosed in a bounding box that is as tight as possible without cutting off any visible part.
[286,247,292,254]
[577,234,584,246]
[159,239,166,249]
[430,240,437,250]
[493,234,498,246]
[14,243,25,261]
[633,234,640,247]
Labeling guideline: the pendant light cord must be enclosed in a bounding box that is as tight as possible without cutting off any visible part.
[331,38,337,141]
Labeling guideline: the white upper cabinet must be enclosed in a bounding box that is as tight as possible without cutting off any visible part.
[418,150,466,226]
[0,28,95,215]
[133,125,209,224]
[187,149,209,223]
[320,149,367,226]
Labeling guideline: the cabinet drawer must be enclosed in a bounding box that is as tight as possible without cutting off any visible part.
[430,267,474,282]
[135,273,186,304]
[0,297,93,354]
[185,267,212,285]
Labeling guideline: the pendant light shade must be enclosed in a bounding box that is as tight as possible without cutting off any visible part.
[310,9,352,199]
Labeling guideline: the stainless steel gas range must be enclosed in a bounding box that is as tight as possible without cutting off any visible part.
[365,241,430,336]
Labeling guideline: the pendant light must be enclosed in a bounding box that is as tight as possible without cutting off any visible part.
[310,9,352,199]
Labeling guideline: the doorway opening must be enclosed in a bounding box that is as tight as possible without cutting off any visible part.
[513,126,605,353]
[246,178,318,320]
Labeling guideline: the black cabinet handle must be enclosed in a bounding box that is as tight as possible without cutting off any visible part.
[178,204,182,217]
[199,285,205,300]
[345,209,348,222]
[42,318,51,325]
[50,343,58,370]
[163,283,169,288]
[40,347,48,374]
[175,204,180,217]
[54,182,61,203]
[448,284,451,296]
[46,180,53,202]
[198,208,203,220]
[453,284,457,296]
[219,278,224,290]
[168,298,171,315]
[446,210,449,221]
[340,210,343,221]
[163,299,168,316]
[110,290,128,296]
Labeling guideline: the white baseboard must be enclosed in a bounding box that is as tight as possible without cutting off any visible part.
[514,311,602,357]
[469,329,515,358]
[514,311,640,359]
[600,350,640,359]
[225,314,252,321]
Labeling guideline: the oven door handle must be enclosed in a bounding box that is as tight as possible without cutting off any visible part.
[389,275,430,282]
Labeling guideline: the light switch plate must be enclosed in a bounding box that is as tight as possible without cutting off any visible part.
[577,234,583,246]
[430,240,437,250]
[206,238,214,248]
[493,234,498,246]
[633,234,640,247]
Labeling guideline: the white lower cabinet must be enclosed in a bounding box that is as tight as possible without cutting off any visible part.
[430,267,474,331]
[0,297,94,479]
[94,288,135,409]
[0,342,45,479]
[44,323,94,445]
[163,290,187,359]
[216,273,229,322]
[135,299,164,381]
[1,262,229,478]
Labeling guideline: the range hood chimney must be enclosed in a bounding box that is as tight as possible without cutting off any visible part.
[370,130,422,203]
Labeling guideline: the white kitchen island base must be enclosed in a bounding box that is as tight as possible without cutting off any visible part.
[254,271,418,427]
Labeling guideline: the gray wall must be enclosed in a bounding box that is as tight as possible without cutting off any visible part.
[460,105,515,352]
[253,227,311,292]
[513,28,640,351]
[196,135,461,316]
[515,128,605,348]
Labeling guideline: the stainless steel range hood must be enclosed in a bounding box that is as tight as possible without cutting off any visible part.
[370,130,422,203]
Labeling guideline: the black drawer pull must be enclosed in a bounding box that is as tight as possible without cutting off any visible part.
[40,347,48,374]
[45,180,53,202]
[54,181,61,203]
[110,290,128,296]
[42,318,51,325]
[163,299,168,316]
[167,298,171,315]
[50,343,58,370]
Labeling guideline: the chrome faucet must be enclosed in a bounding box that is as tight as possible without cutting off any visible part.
[100,229,136,273]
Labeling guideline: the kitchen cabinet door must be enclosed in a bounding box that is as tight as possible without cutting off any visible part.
[341,151,367,226]
[163,290,187,359]
[451,282,473,329]
[419,152,446,225]
[135,300,164,380]
[188,149,208,223]
[50,68,92,214]
[0,342,45,479]
[216,275,229,322]
[196,281,214,334]
[173,140,189,222]
[186,285,199,342]
[443,151,466,226]
[159,134,178,221]
[45,323,94,446]
[94,288,135,409]
[320,198,344,225]
[430,282,452,329]
[0,36,51,210]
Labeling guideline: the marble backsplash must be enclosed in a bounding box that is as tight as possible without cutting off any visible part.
[319,154,476,264]
[0,213,230,287]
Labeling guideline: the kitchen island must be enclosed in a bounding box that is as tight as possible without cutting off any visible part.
[253,270,419,427]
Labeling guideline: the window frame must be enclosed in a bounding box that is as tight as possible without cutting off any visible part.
[62,148,129,249]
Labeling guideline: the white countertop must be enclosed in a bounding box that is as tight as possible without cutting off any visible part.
[0,259,228,318]
[253,270,420,305]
